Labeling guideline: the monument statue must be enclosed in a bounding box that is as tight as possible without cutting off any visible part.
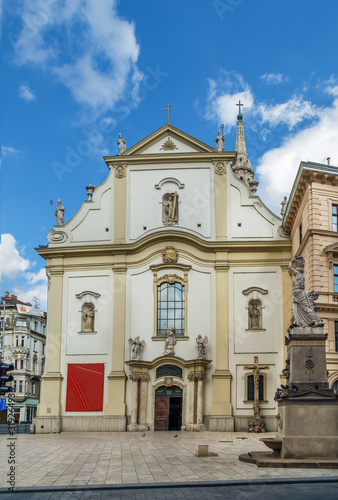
[215,130,225,151]
[249,303,260,329]
[164,326,176,356]
[128,336,145,360]
[288,257,323,328]
[244,356,269,432]
[55,199,65,225]
[117,133,126,155]
[196,335,208,359]
[83,306,94,332]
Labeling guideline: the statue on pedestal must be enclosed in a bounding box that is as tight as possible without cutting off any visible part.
[55,199,65,225]
[215,130,225,151]
[196,335,208,359]
[289,257,323,328]
[117,133,126,155]
[164,326,176,356]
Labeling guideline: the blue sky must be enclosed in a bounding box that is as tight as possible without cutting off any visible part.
[1,0,338,308]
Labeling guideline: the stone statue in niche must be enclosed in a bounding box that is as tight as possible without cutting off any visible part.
[196,335,208,359]
[249,302,261,329]
[117,133,126,154]
[289,257,324,328]
[128,336,145,360]
[164,326,177,356]
[163,192,179,226]
[215,130,225,151]
[83,305,94,332]
[55,199,65,225]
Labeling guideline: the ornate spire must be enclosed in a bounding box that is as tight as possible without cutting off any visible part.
[232,103,258,195]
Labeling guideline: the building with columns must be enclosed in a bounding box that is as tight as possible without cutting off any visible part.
[282,160,338,391]
[33,112,293,433]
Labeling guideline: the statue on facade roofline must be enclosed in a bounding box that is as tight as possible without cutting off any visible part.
[128,336,145,360]
[117,133,126,155]
[288,256,324,328]
[215,130,225,152]
[55,199,65,225]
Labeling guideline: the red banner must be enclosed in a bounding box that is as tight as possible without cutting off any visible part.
[66,363,104,412]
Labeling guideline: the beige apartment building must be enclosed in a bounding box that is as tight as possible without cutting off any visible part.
[283,160,338,391]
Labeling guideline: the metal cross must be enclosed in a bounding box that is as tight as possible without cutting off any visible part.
[236,100,244,115]
[163,102,175,123]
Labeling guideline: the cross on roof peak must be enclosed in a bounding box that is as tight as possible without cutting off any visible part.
[163,102,175,123]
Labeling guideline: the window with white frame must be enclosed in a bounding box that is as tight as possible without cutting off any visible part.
[157,281,185,336]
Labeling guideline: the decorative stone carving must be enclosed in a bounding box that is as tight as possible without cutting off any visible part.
[85,184,95,200]
[215,130,225,151]
[117,133,126,155]
[162,246,178,264]
[163,192,179,226]
[158,274,182,285]
[13,347,30,359]
[5,316,13,329]
[47,229,68,243]
[289,256,324,328]
[76,291,101,300]
[115,165,126,178]
[54,199,65,225]
[128,336,145,360]
[164,376,173,387]
[280,196,287,216]
[276,412,283,431]
[163,326,176,356]
[196,335,208,359]
[242,287,268,296]
[215,161,226,175]
[160,137,178,151]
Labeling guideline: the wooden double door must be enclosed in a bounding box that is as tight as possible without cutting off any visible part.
[154,386,182,431]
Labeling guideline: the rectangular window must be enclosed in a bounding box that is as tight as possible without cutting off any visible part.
[335,321,338,352]
[32,382,35,395]
[16,319,26,327]
[334,265,338,293]
[14,359,17,369]
[13,380,16,392]
[333,205,338,232]
[157,282,185,336]
[299,223,303,244]
[15,337,19,347]
[21,336,25,347]
[20,359,24,370]
[247,375,264,401]
[34,321,38,331]
[19,381,23,393]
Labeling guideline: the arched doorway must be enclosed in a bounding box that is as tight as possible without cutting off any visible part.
[155,385,182,431]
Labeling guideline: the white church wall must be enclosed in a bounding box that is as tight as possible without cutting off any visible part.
[71,188,112,243]
[127,164,214,241]
[230,268,282,354]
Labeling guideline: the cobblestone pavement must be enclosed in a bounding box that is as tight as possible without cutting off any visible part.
[0,431,337,490]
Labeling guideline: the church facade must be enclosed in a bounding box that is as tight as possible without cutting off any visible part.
[34,114,292,433]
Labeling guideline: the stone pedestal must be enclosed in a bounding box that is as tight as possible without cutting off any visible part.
[277,329,338,459]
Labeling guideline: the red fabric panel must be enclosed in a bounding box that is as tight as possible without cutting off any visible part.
[66,363,104,412]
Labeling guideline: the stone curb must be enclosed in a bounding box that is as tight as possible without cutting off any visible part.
[0,476,337,493]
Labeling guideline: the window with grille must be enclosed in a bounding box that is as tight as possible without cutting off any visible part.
[247,374,264,401]
[157,282,185,336]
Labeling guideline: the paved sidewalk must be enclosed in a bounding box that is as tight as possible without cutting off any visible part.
[0,431,337,489]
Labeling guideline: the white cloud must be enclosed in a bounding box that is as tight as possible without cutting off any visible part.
[0,234,30,277]
[12,0,142,113]
[0,234,47,309]
[256,87,338,212]
[2,146,22,158]
[18,82,36,101]
[205,71,255,130]
[260,73,288,85]
[256,96,319,130]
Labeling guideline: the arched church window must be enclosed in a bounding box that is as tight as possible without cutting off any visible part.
[157,282,185,336]
[248,299,262,330]
[81,303,95,333]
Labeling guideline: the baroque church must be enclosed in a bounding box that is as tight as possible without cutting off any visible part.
[34,108,294,433]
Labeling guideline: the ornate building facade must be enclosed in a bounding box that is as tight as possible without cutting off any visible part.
[0,293,46,422]
[34,114,293,433]
[283,160,338,391]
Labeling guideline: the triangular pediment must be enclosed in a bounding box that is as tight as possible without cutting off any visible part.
[124,124,216,156]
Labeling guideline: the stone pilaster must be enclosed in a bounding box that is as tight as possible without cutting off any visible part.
[138,374,150,432]
[194,373,207,431]
[127,373,140,432]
